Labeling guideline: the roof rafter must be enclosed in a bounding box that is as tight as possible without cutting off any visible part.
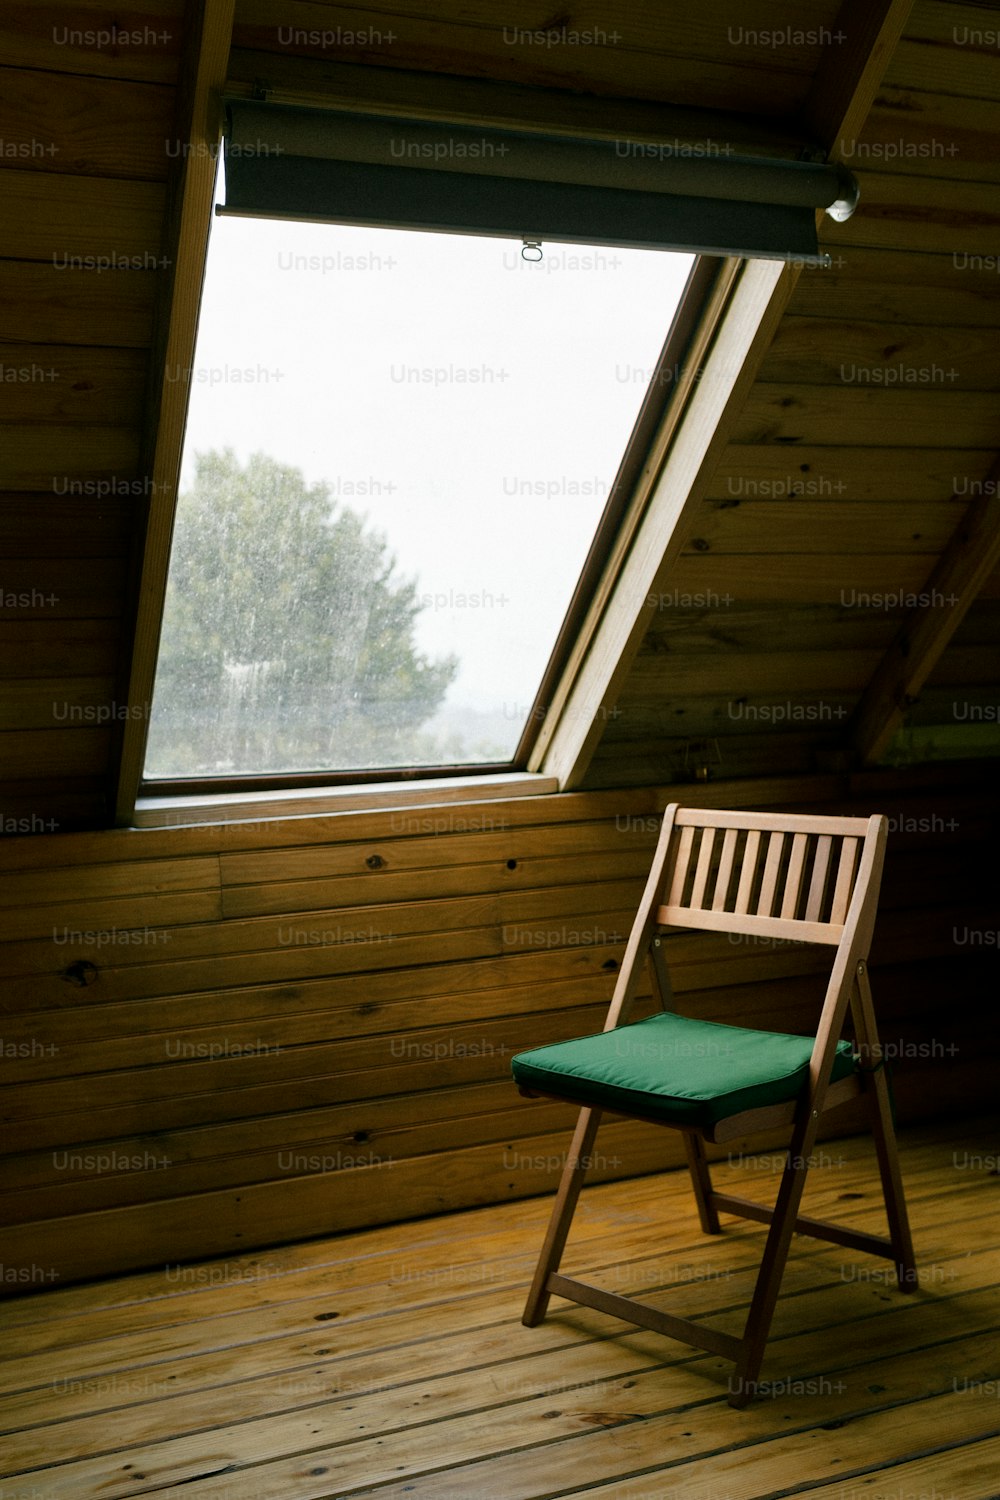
[114,0,236,824]
[851,469,1000,766]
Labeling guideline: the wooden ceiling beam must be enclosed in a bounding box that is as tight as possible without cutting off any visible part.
[799,0,916,152]
[536,0,915,790]
[851,468,1000,767]
[114,0,236,825]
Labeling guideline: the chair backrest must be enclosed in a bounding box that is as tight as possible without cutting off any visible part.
[657,807,885,949]
[604,805,887,1042]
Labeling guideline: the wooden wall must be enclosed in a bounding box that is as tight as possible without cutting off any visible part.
[2,765,996,1290]
[3,0,1000,828]
[586,3,1000,787]
[1,0,998,1295]
[0,0,183,831]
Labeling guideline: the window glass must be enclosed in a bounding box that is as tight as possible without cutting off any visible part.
[144,214,692,780]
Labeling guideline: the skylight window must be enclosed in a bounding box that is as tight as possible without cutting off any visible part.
[142,210,693,786]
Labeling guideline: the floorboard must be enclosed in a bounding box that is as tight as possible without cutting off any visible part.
[1,1117,998,1500]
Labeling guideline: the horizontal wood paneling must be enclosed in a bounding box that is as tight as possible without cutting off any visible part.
[704,445,992,501]
[1,767,996,1287]
[0,66,175,181]
[682,500,962,555]
[0,495,134,556]
[761,316,1000,390]
[0,170,166,261]
[231,0,833,113]
[0,0,184,83]
[733,386,1000,448]
[594,0,999,792]
[0,427,143,490]
[0,345,148,425]
[0,618,122,679]
[0,261,157,348]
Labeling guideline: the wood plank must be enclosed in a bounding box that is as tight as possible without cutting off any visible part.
[0,495,133,557]
[224,39,810,154]
[0,781,106,835]
[0,727,112,780]
[792,275,1000,327]
[231,2,820,114]
[852,475,1000,763]
[798,0,916,148]
[14,1254,997,1497]
[0,0,184,83]
[0,169,165,261]
[733,384,1000,447]
[0,558,128,620]
[0,783,666,869]
[0,345,148,425]
[625,648,879,697]
[0,678,118,732]
[683,499,958,558]
[0,425,142,490]
[218,818,653,888]
[661,551,974,604]
[235,0,844,76]
[833,171,1000,254]
[762,316,1000,390]
[0,261,157,347]
[639,610,894,664]
[0,66,174,180]
[788,248,1000,326]
[861,86,1000,182]
[0,887,499,977]
[0,618,121,679]
[0,1098,575,1224]
[0,853,241,909]
[925,641,1000,687]
[706,444,995,502]
[889,4,1000,101]
[220,846,649,920]
[0,762,981,869]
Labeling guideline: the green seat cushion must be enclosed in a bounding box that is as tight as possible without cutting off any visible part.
[511,1012,855,1128]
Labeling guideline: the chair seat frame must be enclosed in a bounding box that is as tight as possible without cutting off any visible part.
[516,804,917,1407]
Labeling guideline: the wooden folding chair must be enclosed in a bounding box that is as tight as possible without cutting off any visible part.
[511,805,916,1407]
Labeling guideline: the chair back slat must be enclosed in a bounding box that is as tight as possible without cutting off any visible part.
[711,828,739,911]
[781,833,809,919]
[830,837,860,924]
[690,828,716,909]
[756,831,785,917]
[804,834,832,921]
[734,830,761,913]
[667,824,696,906]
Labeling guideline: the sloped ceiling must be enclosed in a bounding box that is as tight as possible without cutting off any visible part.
[0,0,997,829]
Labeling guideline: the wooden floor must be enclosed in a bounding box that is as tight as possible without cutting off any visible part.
[1,1117,999,1500]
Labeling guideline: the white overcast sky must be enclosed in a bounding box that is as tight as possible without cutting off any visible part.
[177,201,692,714]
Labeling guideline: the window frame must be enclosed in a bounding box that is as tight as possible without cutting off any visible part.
[137,246,714,801]
[116,60,751,829]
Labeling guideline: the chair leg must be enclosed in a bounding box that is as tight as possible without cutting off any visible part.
[683,1130,721,1235]
[728,1112,818,1408]
[522,1106,602,1326]
[853,965,917,1291]
[866,1070,917,1290]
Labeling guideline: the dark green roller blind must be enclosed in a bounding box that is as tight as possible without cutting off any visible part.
[221,102,858,265]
